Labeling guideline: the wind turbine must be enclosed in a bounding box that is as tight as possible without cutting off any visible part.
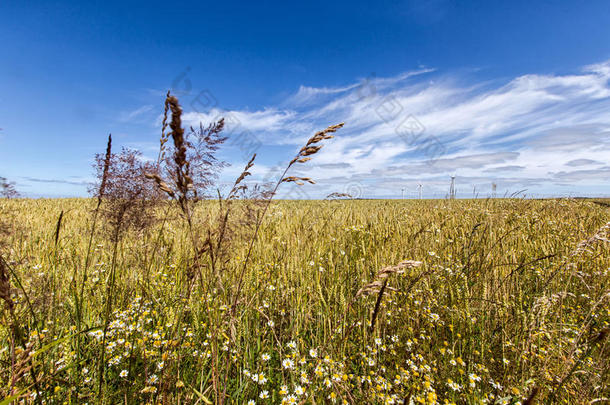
[449,175,456,200]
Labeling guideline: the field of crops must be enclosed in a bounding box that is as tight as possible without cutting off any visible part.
[1,197,609,404]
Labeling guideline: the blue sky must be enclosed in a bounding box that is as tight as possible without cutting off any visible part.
[1,0,610,198]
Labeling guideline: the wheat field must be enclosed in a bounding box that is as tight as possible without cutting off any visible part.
[1,196,609,404]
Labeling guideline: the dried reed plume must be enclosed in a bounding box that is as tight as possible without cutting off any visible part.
[98,134,112,202]
[92,147,161,238]
[163,93,193,219]
[151,93,228,216]
[187,120,228,200]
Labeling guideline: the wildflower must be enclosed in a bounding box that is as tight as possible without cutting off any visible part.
[294,385,305,396]
[267,320,275,327]
[283,395,297,404]
[447,379,461,391]
[252,373,267,385]
[282,358,295,369]
[119,369,128,378]
[247,400,255,405]
[261,353,270,361]
[468,373,481,388]
[287,341,297,351]
[259,390,269,399]
[309,348,318,358]
[314,365,325,377]
[489,379,503,390]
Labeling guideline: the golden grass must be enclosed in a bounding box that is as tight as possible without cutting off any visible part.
[0,197,609,404]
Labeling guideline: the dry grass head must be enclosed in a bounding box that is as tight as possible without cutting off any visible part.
[289,123,344,166]
[355,260,422,298]
[152,93,229,220]
[92,147,162,239]
[98,134,112,201]
[159,93,193,218]
[183,119,228,200]
[281,122,345,186]
[228,154,256,200]
[166,94,188,172]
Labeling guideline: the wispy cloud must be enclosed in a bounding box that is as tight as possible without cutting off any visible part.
[566,159,604,167]
[181,61,610,198]
[23,177,91,186]
[182,108,297,137]
[119,105,155,123]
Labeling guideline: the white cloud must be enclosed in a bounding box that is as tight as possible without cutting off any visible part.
[182,108,296,138]
[188,61,610,198]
